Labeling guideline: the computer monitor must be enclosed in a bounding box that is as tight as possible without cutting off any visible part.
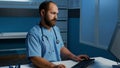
[108,22,120,62]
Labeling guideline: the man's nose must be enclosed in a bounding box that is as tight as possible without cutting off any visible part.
[55,15,58,19]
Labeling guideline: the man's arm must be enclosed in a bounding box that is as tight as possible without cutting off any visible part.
[60,46,76,60]
[30,56,66,68]
[60,46,89,61]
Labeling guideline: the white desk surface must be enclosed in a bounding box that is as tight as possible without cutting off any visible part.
[0,57,118,68]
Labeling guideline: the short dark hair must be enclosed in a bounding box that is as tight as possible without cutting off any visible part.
[39,1,56,16]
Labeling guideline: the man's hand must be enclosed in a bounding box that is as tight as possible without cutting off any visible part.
[72,55,89,62]
[53,64,66,68]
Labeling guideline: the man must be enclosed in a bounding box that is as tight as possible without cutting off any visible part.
[26,1,89,68]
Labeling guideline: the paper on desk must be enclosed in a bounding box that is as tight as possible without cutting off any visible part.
[52,60,78,68]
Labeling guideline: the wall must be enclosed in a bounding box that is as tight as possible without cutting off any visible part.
[68,0,116,61]
[0,0,68,56]
[0,0,43,56]
[68,16,115,61]
[0,17,39,55]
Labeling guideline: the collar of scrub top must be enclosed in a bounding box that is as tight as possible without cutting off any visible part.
[39,24,60,44]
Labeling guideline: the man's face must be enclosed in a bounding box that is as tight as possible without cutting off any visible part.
[44,3,58,27]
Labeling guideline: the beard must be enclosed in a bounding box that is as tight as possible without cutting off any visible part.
[44,16,57,27]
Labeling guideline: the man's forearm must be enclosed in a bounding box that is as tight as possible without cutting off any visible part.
[30,56,55,68]
[61,47,76,60]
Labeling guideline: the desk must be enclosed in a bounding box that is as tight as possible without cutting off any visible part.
[88,57,117,68]
[0,57,118,68]
[53,57,118,68]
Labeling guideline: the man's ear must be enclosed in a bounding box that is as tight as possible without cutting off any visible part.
[40,9,45,16]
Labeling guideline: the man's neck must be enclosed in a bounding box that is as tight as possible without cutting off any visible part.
[39,22,51,30]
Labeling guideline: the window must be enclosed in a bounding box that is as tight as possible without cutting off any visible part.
[80,0,118,50]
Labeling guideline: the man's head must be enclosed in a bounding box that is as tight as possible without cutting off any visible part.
[39,1,58,28]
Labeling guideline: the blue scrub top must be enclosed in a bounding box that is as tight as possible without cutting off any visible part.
[26,25,64,62]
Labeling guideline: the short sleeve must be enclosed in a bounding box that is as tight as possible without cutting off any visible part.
[26,33,42,57]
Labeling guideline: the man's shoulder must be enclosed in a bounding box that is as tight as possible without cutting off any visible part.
[28,25,40,35]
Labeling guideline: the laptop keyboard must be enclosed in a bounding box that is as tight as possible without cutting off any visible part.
[72,59,95,68]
